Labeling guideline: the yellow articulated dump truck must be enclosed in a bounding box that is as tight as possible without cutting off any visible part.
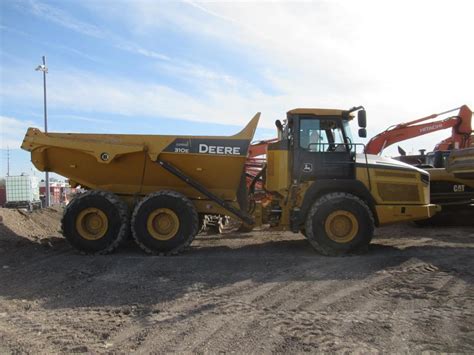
[21,106,439,256]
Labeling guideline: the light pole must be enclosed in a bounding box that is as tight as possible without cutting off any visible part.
[35,56,49,207]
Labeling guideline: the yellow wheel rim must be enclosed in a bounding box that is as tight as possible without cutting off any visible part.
[147,208,180,241]
[76,208,109,241]
[325,210,358,243]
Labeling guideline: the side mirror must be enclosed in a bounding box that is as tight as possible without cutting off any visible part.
[358,128,367,138]
[358,110,367,128]
[398,146,407,156]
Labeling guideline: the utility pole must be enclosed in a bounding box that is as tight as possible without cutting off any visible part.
[36,56,49,207]
[6,146,9,177]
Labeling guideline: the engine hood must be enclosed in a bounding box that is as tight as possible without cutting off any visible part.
[356,153,427,175]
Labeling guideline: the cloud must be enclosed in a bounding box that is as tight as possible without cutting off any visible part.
[153,59,255,93]
[4,0,473,156]
[121,0,474,153]
[0,62,468,157]
[1,68,276,127]
[0,116,37,149]
[25,0,106,38]
[0,24,105,64]
[123,2,474,103]
[189,1,474,97]
[54,114,115,125]
[115,43,170,61]
[19,0,170,62]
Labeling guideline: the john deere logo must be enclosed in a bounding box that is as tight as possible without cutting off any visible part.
[303,163,312,172]
[164,138,248,156]
[198,144,241,155]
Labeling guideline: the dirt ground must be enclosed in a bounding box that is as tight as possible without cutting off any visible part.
[0,207,473,353]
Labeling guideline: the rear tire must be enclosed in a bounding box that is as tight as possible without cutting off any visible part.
[61,190,129,254]
[131,190,198,255]
[305,192,374,256]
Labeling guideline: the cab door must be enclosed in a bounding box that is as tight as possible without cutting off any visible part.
[293,115,355,182]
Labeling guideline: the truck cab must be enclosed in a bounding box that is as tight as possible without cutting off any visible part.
[265,107,365,194]
[290,108,359,181]
[262,107,438,255]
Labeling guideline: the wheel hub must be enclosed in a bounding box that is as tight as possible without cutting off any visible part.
[147,208,180,241]
[76,208,108,240]
[325,210,358,243]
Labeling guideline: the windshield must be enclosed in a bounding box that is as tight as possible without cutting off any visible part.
[299,118,349,152]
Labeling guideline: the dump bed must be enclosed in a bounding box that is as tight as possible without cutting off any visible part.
[21,114,260,202]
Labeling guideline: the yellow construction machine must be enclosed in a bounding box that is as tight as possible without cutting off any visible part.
[21,107,439,255]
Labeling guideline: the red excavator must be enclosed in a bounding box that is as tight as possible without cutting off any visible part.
[365,105,474,225]
[365,105,472,155]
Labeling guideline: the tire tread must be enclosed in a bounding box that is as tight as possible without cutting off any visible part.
[61,190,129,254]
[305,192,374,256]
[131,190,198,255]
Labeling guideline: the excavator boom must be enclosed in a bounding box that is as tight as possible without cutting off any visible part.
[365,105,473,155]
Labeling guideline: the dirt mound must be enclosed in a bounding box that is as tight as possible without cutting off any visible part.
[0,207,63,242]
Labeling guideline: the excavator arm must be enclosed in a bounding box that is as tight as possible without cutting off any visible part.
[365,105,473,155]
[435,105,473,150]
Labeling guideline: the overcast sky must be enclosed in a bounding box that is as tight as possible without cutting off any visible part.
[1,0,473,177]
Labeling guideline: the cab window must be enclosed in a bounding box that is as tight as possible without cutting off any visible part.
[299,118,346,152]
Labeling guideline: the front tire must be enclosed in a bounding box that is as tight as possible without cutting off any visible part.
[131,190,198,255]
[61,190,129,254]
[305,192,374,256]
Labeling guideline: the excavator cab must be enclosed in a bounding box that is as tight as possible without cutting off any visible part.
[424,151,450,168]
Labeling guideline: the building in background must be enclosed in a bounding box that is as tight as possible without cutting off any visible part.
[39,180,77,206]
[0,176,77,209]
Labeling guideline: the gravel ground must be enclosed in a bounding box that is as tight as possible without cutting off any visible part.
[0,207,473,353]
